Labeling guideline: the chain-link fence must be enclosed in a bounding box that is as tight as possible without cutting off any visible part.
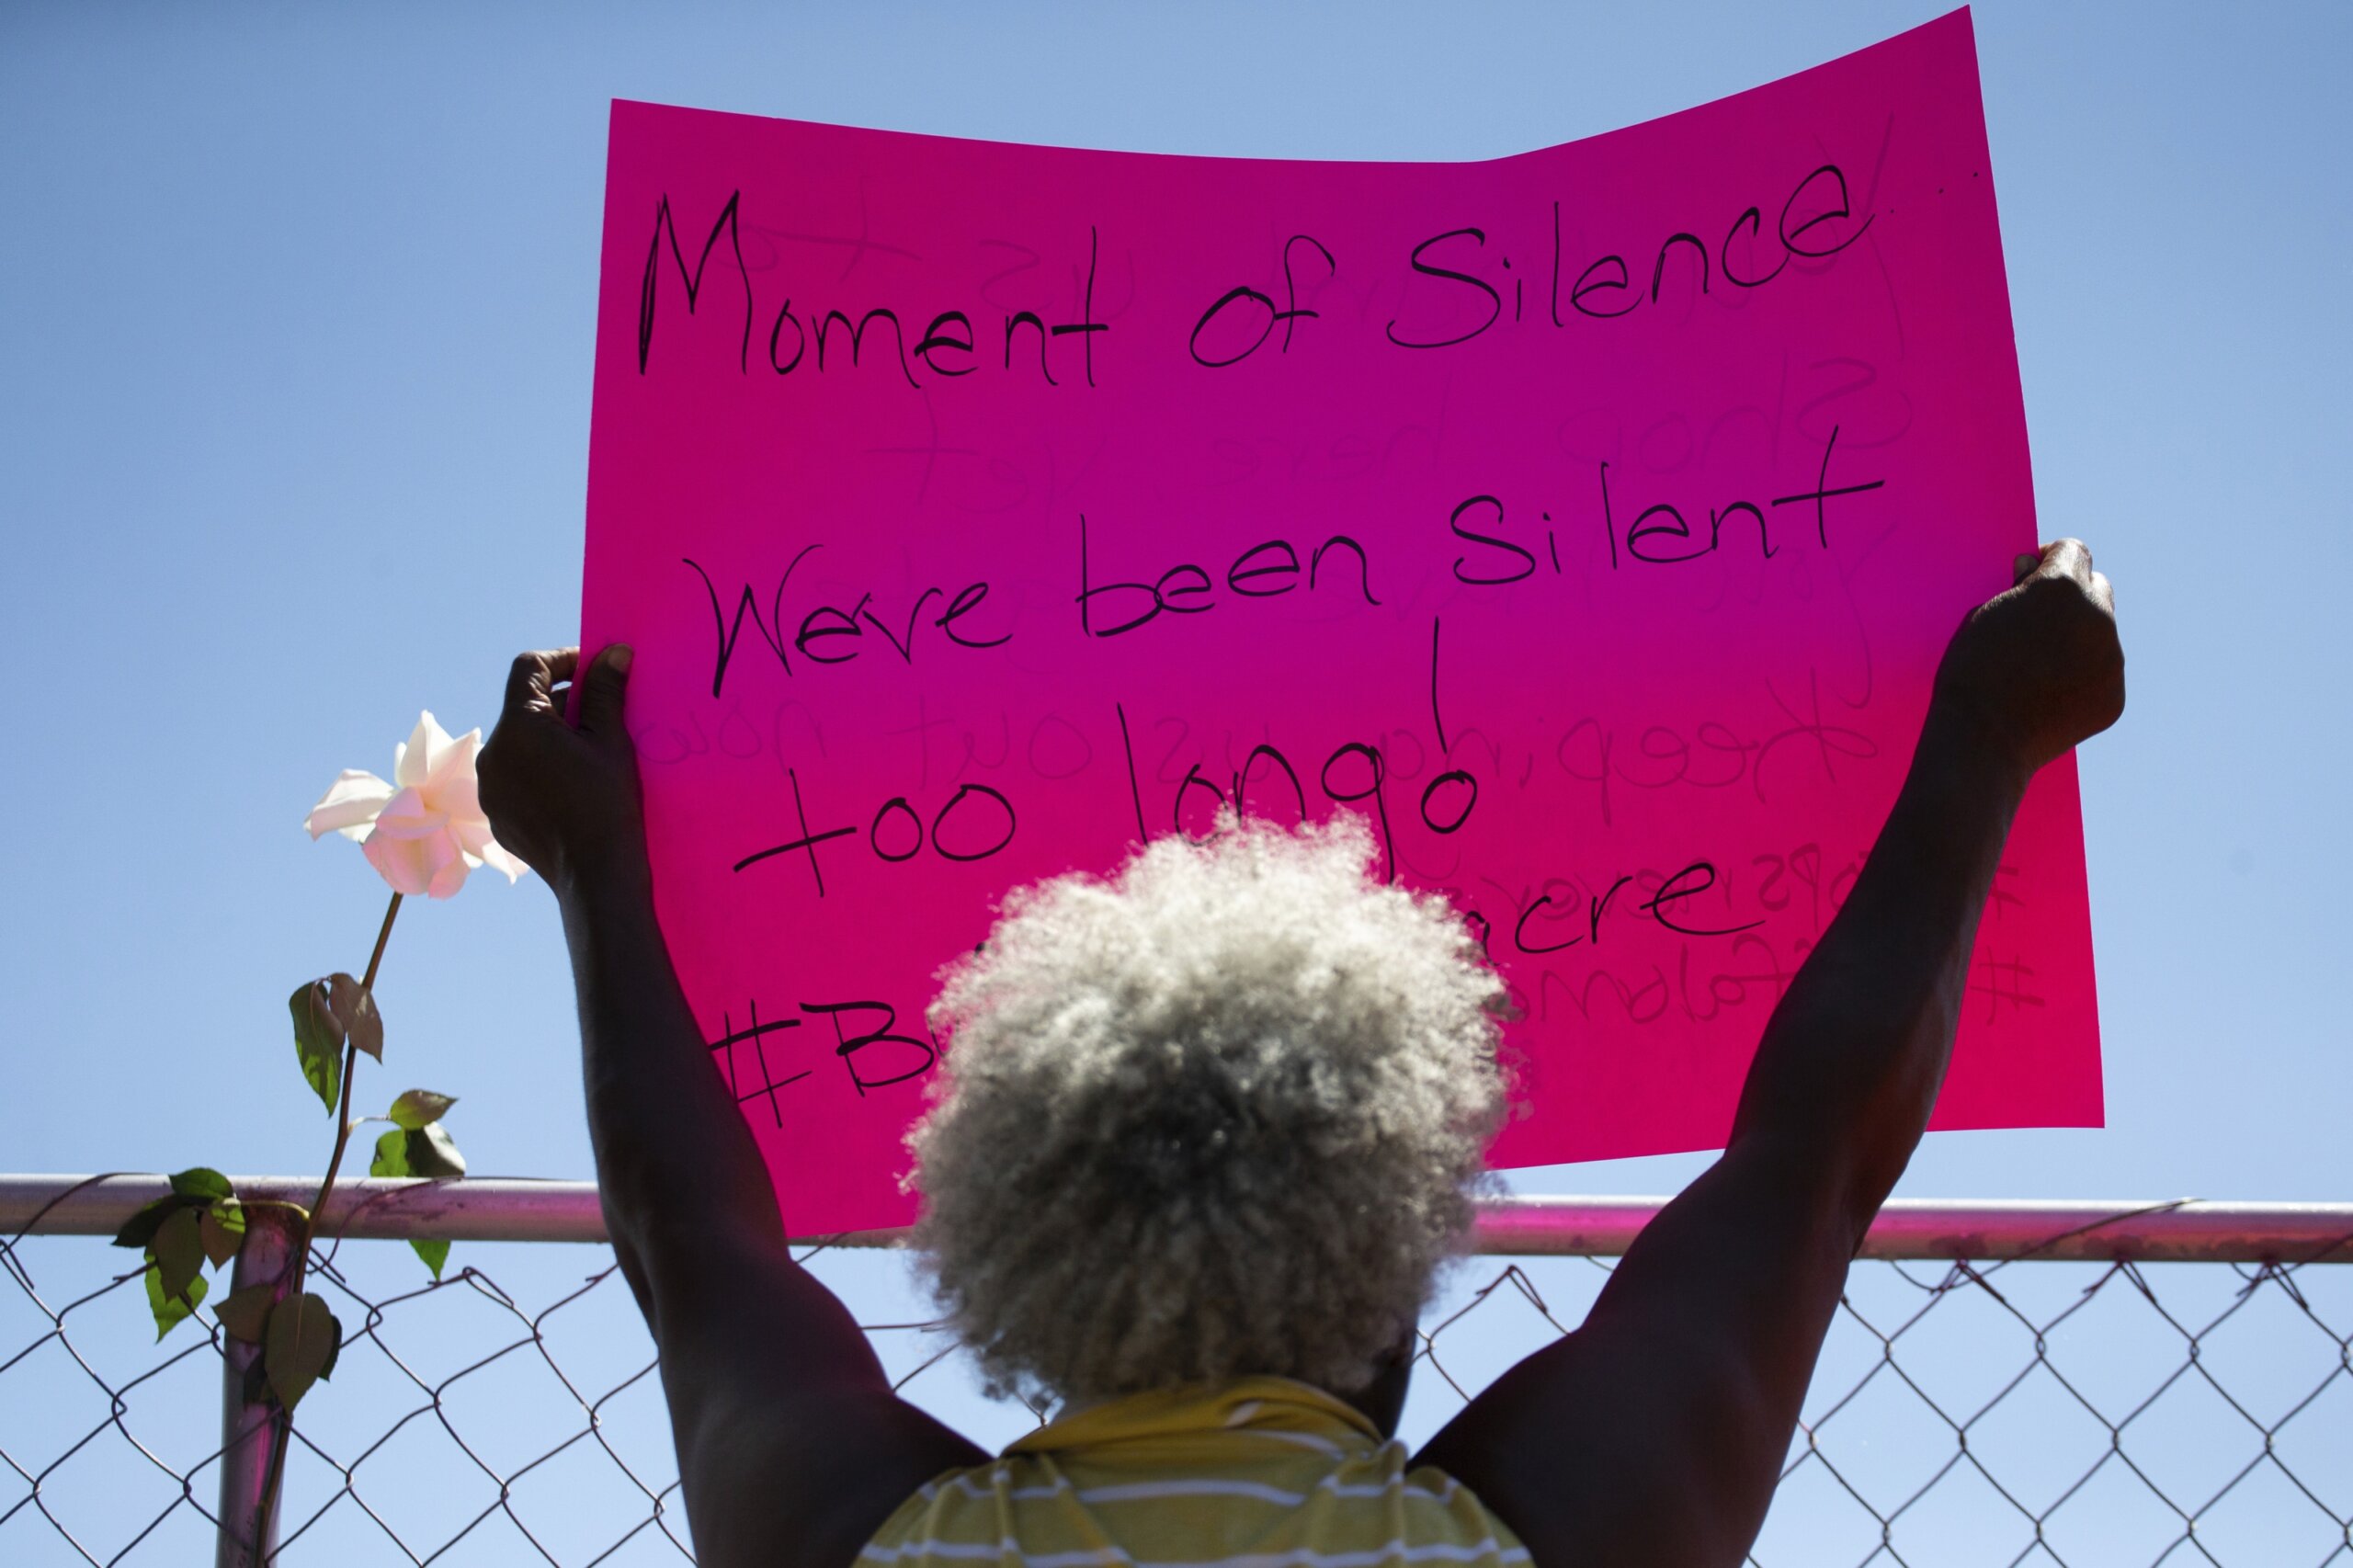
[4,1178,2348,1566]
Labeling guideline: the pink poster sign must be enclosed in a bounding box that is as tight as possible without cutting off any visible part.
[583,8,2100,1235]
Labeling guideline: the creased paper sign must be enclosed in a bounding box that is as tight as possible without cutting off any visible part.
[582,8,2100,1234]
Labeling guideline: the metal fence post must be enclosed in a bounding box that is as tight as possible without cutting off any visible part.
[216,1204,296,1568]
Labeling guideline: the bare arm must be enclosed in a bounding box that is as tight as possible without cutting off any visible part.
[480,648,983,1568]
[1417,541,2124,1567]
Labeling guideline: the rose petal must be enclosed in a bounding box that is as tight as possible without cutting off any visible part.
[425,843,472,900]
[430,763,482,824]
[362,826,439,897]
[449,812,490,856]
[478,839,529,882]
[421,727,481,810]
[305,771,395,841]
[365,788,449,841]
[451,814,529,882]
[394,712,457,790]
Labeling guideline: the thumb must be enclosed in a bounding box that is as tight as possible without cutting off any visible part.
[578,643,634,738]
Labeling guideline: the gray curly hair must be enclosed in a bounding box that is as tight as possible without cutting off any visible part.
[906,815,1509,1404]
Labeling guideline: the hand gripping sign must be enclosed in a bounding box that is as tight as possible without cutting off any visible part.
[582,9,2100,1234]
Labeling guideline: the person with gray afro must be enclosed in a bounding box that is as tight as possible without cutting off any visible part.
[479,539,2122,1568]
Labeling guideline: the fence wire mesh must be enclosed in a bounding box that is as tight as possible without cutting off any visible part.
[4,1213,2348,1567]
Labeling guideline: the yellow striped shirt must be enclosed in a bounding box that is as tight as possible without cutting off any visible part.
[861,1377,1528,1568]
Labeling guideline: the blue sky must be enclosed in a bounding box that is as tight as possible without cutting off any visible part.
[3,3,2348,1554]
[4,0,2343,1204]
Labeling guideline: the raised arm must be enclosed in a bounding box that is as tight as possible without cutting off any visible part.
[479,647,983,1568]
[1418,542,2124,1567]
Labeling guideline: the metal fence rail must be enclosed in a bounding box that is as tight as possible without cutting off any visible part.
[5,1176,2349,1566]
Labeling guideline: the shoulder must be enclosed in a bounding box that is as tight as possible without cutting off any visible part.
[858,1456,1090,1568]
[676,1381,986,1568]
[1385,1452,1533,1563]
[856,1467,983,1563]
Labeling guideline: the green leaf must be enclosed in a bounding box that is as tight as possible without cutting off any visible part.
[144,1257,207,1340]
[404,1122,467,1180]
[214,1283,276,1344]
[319,1316,345,1383]
[290,979,344,1114]
[387,1089,456,1131]
[265,1292,339,1411]
[369,1128,411,1179]
[199,1203,244,1269]
[329,972,383,1062]
[152,1208,206,1306]
[111,1195,185,1250]
[372,1130,453,1273]
[167,1167,234,1205]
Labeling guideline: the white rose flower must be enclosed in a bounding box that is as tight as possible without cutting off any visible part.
[304,712,527,899]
